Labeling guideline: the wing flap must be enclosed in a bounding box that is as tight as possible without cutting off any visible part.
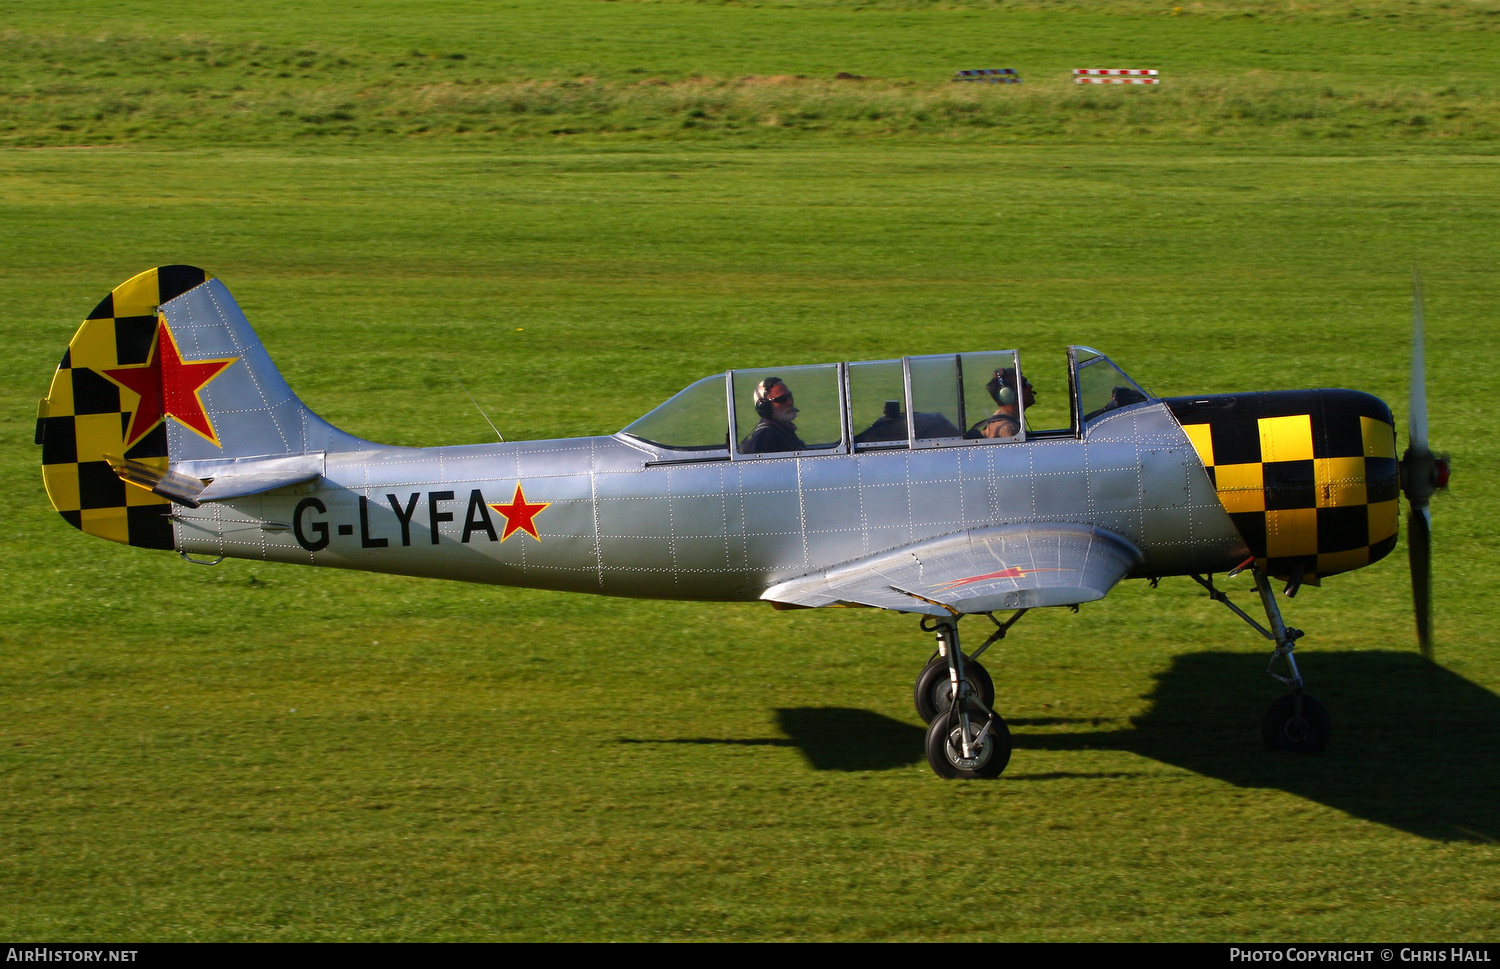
[762,523,1143,615]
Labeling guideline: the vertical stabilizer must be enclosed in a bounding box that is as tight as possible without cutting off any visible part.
[37,267,365,548]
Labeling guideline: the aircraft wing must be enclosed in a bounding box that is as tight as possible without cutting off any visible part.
[762,523,1143,616]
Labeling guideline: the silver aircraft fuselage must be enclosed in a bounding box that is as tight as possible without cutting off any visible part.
[42,267,1399,618]
[174,402,1247,602]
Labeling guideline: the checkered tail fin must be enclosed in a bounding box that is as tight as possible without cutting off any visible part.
[36,266,364,549]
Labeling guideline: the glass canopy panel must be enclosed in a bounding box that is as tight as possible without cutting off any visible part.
[906,354,965,441]
[620,373,729,451]
[959,350,1021,439]
[732,364,843,455]
[849,359,908,447]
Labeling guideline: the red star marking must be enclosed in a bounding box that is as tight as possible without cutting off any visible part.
[932,566,1071,593]
[490,483,551,542]
[103,317,238,448]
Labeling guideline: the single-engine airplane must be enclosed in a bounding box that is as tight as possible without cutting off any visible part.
[36,267,1449,778]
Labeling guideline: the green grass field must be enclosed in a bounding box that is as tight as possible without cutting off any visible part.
[2,0,1498,942]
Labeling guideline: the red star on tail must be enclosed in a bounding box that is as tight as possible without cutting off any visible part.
[104,318,238,448]
[490,483,551,542]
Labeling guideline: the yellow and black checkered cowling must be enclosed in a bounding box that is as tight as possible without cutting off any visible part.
[36,266,210,549]
[1167,389,1400,583]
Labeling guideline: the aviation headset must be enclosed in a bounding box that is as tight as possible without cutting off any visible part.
[753,377,787,419]
[988,368,1026,407]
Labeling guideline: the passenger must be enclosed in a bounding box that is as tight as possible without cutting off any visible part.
[967,367,1035,439]
[740,377,807,454]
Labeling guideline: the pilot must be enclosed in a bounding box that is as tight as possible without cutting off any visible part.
[967,367,1035,439]
[740,377,806,454]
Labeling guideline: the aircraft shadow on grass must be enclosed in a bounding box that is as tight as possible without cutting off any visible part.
[626,651,1500,842]
[1104,650,1500,844]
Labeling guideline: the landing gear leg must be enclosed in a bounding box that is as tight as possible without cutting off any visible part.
[1252,569,1331,752]
[920,617,1012,779]
[1193,568,1332,753]
[912,609,1024,723]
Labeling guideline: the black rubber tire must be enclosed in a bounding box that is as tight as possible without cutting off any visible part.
[925,706,1012,779]
[914,656,995,724]
[1262,693,1332,753]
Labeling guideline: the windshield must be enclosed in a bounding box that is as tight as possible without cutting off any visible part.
[620,373,728,451]
[1074,348,1152,425]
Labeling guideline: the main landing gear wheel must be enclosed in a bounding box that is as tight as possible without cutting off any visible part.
[914,655,995,724]
[1262,694,1331,753]
[925,706,1012,779]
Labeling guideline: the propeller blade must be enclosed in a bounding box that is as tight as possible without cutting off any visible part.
[1402,267,1448,661]
[1409,267,1429,454]
[1409,503,1433,661]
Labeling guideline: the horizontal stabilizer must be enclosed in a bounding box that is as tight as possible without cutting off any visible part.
[184,452,324,502]
[103,452,324,508]
[103,454,207,508]
[762,523,1142,616]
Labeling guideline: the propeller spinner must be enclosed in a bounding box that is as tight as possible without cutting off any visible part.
[1400,269,1451,660]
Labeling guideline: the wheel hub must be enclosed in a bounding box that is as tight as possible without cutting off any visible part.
[945,724,993,770]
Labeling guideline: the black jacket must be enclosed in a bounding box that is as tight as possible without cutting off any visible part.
[740,419,806,454]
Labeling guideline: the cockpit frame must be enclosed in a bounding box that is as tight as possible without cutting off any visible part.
[619,346,1151,461]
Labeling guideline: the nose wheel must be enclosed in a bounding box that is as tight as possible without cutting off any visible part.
[1194,567,1334,755]
[1262,693,1331,753]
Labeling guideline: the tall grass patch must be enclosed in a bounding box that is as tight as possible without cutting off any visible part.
[3,0,1499,147]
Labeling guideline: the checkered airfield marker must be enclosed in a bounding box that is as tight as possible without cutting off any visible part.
[953,69,1022,84]
[1074,69,1160,85]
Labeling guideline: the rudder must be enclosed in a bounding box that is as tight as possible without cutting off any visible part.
[38,267,210,548]
[38,266,365,548]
